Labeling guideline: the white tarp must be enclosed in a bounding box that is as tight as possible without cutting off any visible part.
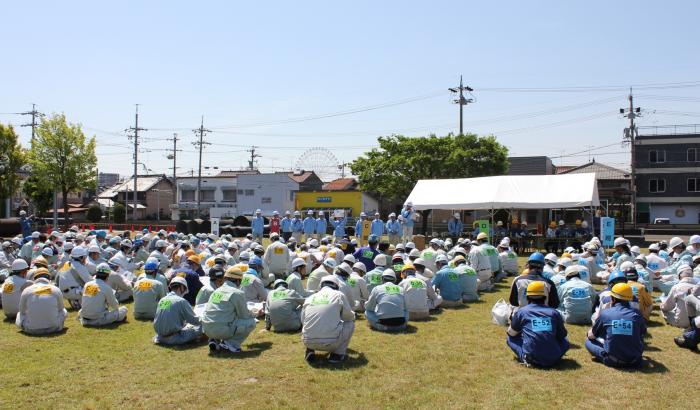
[404,173,600,210]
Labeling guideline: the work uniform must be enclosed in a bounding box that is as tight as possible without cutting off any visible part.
[557,277,596,324]
[138,272,168,293]
[79,279,128,326]
[370,218,385,238]
[315,217,327,238]
[645,252,668,275]
[507,302,569,368]
[353,246,379,272]
[682,287,700,346]
[301,286,355,355]
[263,241,292,280]
[660,277,696,328]
[499,249,519,277]
[265,287,305,332]
[365,282,408,331]
[149,250,170,273]
[133,276,166,320]
[400,208,415,242]
[447,218,463,239]
[240,270,267,303]
[420,247,439,273]
[347,272,369,312]
[363,266,385,294]
[306,267,331,293]
[509,274,559,309]
[399,274,442,320]
[2,275,33,319]
[303,216,315,242]
[580,253,606,284]
[291,218,303,242]
[110,251,137,274]
[153,291,202,345]
[385,219,401,245]
[331,217,346,239]
[57,260,92,305]
[107,272,133,302]
[469,245,492,291]
[455,264,479,302]
[251,216,265,243]
[432,266,465,307]
[196,283,217,306]
[15,278,66,335]
[586,302,646,368]
[286,271,310,297]
[481,242,503,282]
[280,216,293,241]
[201,281,256,348]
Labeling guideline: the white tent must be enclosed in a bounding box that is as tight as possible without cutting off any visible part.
[404,173,599,210]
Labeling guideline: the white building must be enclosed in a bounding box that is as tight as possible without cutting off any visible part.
[172,170,259,220]
[236,170,324,216]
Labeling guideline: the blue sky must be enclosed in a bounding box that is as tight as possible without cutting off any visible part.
[2,1,699,180]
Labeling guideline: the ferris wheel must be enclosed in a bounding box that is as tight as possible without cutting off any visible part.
[295,147,341,182]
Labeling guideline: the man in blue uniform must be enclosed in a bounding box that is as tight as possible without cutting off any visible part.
[251,209,265,244]
[280,211,293,242]
[302,210,316,242]
[509,252,559,309]
[353,234,381,272]
[447,213,463,241]
[585,283,646,368]
[507,281,569,368]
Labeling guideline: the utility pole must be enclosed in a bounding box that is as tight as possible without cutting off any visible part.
[621,88,641,228]
[126,104,146,223]
[166,133,182,183]
[20,103,43,144]
[448,75,474,136]
[193,116,210,218]
[337,162,351,178]
[246,146,261,171]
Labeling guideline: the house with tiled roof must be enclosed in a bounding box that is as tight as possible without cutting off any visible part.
[559,159,631,218]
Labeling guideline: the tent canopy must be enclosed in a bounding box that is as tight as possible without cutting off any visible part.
[404,173,600,210]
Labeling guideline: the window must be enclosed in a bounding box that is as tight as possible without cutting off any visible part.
[649,178,666,193]
[237,189,244,194]
[181,190,195,201]
[261,197,271,204]
[649,150,666,163]
[222,189,237,202]
[200,190,215,201]
[289,191,295,201]
[689,178,700,192]
[244,189,254,196]
[688,148,700,162]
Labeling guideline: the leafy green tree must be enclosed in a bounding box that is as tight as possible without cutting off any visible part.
[0,123,26,215]
[86,204,103,223]
[22,174,54,216]
[351,133,509,231]
[113,203,126,223]
[28,114,97,226]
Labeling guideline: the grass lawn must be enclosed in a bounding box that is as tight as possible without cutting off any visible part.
[1,256,697,409]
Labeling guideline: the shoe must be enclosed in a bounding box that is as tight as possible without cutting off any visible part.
[328,353,347,364]
[674,336,697,350]
[305,349,315,364]
[219,340,242,353]
[208,339,220,352]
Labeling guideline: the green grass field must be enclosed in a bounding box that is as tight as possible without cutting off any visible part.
[1,256,697,409]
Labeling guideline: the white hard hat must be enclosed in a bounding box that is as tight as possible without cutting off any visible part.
[498,239,509,248]
[291,257,306,270]
[496,220,503,226]
[343,254,356,264]
[41,247,53,257]
[308,239,319,247]
[19,210,27,216]
[544,253,558,263]
[689,235,700,245]
[373,254,388,267]
[64,242,74,251]
[630,245,640,254]
[558,220,565,226]
[255,209,261,213]
[557,257,572,268]
[72,247,88,257]
[669,236,684,249]
[613,237,627,248]
[322,258,337,269]
[619,261,635,272]
[169,276,188,289]
[454,213,460,218]
[389,212,396,218]
[294,210,300,216]
[352,262,366,273]
[406,201,413,207]
[318,211,324,215]
[31,231,40,239]
[435,254,448,263]
[381,269,396,281]
[273,210,279,215]
[156,240,168,248]
[2,241,11,249]
[648,243,659,251]
[11,259,29,271]
[409,249,420,258]
[581,220,588,228]
[413,257,426,267]
[406,242,415,249]
[320,275,340,288]
[307,210,313,215]
[337,262,352,275]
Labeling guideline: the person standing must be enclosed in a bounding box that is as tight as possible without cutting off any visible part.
[251,209,265,244]
[448,213,463,241]
[291,211,304,242]
[385,213,401,245]
[315,211,327,239]
[400,202,416,243]
[370,212,385,240]
[303,210,316,243]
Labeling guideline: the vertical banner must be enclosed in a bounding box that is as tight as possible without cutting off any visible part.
[210,217,220,236]
[600,217,615,247]
[361,220,372,246]
[477,219,490,240]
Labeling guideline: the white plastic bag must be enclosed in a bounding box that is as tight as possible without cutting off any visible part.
[491,298,511,326]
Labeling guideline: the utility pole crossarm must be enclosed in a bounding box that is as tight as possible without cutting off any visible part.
[620,88,641,228]
[193,116,211,218]
[448,75,475,136]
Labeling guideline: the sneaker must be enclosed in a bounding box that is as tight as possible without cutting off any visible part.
[328,353,347,364]
[208,339,220,352]
[219,340,242,353]
[305,349,315,364]
[674,336,697,350]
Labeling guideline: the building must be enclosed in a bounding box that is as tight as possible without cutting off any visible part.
[634,125,700,224]
[559,159,631,222]
[97,175,174,220]
[236,170,323,215]
[507,156,555,176]
[171,170,259,220]
[97,173,120,193]
[296,177,379,218]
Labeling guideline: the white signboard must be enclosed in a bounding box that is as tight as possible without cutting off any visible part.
[210,217,220,236]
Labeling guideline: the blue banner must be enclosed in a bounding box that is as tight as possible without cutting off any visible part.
[600,217,615,247]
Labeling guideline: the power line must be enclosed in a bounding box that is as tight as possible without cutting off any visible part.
[19,103,44,144]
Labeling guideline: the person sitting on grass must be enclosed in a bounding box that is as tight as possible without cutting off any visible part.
[265,279,305,333]
[153,277,203,346]
[133,260,167,320]
[301,275,355,364]
[79,263,128,327]
[15,267,66,335]
[506,281,570,368]
[585,283,646,368]
[364,269,408,332]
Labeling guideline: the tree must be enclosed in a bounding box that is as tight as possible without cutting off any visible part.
[0,123,26,216]
[22,174,54,216]
[350,133,509,232]
[28,114,97,226]
[113,203,126,223]
[86,204,103,223]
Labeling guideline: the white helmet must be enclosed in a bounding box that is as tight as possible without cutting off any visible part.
[557,257,572,268]
[352,262,367,273]
[669,236,684,249]
[343,254,356,264]
[690,235,700,245]
[544,253,558,265]
[11,259,29,271]
[291,257,306,270]
[373,254,388,267]
[613,237,627,248]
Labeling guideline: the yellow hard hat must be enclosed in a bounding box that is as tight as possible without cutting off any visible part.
[235,263,248,273]
[511,217,519,224]
[33,267,51,279]
[184,250,196,258]
[561,252,572,259]
[318,245,328,253]
[610,283,633,301]
[476,232,488,241]
[225,265,244,280]
[526,281,546,297]
[575,219,582,225]
[206,258,216,268]
[453,255,466,263]
[187,254,201,264]
[32,256,48,268]
[401,263,415,273]
[549,221,557,228]
[328,249,337,258]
